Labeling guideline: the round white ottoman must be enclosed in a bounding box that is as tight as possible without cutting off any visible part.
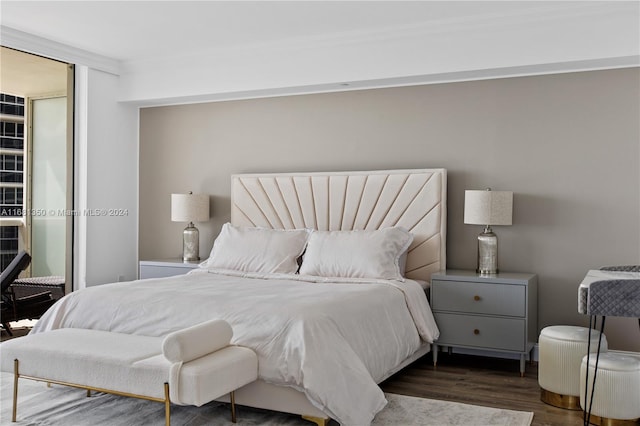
[539,325,608,410]
[580,352,640,425]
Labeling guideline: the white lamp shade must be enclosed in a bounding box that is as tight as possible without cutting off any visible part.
[171,193,210,223]
[464,189,513,226]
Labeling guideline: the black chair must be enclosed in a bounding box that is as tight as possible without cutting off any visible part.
[1,251,55,336]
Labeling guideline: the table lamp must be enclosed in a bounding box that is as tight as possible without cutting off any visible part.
[464,188,513,274]
[171,192,210,262]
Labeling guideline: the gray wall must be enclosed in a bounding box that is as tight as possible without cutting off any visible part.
[139,68,640,351]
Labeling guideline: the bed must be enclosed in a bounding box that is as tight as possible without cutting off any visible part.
[27,168,447,425]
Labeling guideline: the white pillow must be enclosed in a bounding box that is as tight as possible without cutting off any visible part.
[299,227,413,281]
[205,223,310,274]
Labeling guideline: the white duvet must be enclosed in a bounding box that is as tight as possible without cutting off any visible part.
[32,268,439,425]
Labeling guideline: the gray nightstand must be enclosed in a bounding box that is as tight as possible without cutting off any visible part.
[139,258,200,279]
[430,269,538,376]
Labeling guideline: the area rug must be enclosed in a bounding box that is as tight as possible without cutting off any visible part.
[0,372,533,425]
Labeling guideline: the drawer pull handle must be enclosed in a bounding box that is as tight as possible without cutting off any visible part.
[473,329,480,335]
[473,295,481,301]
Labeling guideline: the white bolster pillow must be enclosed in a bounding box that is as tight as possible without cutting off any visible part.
[162,319,233,363]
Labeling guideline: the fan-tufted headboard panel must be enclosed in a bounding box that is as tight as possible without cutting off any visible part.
[230,169,447,283]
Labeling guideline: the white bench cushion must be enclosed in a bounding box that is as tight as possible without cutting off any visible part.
[1,329,168,399]
[1,326,258,406]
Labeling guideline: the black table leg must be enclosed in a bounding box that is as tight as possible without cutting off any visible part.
[583,315,606,426]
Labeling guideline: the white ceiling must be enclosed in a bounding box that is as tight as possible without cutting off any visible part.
[1,1,637,103]
[0,1,606,62]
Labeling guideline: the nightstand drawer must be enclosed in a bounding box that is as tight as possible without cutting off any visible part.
[434,313,526,352]
[431,280,525,317]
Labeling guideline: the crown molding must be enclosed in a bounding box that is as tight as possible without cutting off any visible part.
[1,26,120,75]
[125,56,640,108]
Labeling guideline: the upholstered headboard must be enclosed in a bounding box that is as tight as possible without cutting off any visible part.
[230,169,447,283]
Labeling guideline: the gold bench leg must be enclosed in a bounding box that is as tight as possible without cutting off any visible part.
[11,365,172,425]
[230,391,236,423]
[164,382,170,426]
[302,415,330,426]
[13,359,19,422]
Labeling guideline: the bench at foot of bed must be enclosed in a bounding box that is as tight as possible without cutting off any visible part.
[1,320,258,426]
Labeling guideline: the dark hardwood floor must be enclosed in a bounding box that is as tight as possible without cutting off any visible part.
[381,351,585,426]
